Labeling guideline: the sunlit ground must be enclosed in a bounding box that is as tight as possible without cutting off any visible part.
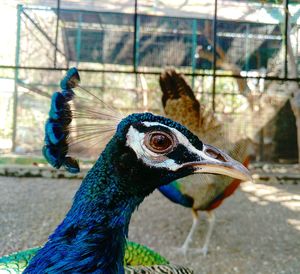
[0,176,299,273]
[242,182,300,210]
[241,182,300,232]
[131,180,300,274]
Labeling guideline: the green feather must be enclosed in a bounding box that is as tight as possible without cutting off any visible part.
[124,241,168,266]
[0,247,39,273]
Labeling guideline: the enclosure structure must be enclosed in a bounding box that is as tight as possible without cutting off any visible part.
[0,0,299,162]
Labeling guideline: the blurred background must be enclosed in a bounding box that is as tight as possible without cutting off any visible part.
[0,0,299,163]
[0,1,299,273]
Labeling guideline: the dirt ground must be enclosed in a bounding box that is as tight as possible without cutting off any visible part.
[0,176,299,274]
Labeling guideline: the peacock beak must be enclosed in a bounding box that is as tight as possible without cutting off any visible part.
[187,144,251,181]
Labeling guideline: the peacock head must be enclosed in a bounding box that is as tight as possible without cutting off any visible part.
[102,112,251,197]
[44,67,250,199]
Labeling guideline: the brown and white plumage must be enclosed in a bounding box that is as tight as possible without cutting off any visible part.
[158,69,251,255]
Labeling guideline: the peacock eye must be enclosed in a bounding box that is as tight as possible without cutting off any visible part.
[145,131,175,154]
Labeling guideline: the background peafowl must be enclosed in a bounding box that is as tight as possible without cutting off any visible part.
[0,68,250,274]
[158,69,253,256]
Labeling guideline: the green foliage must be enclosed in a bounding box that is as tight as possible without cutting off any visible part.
[0,156,46,165]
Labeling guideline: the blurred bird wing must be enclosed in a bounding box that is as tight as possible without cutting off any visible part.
[160,69,200,133]
[159,69,224,145]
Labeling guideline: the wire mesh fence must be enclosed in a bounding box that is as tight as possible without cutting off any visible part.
[0,0,299,162]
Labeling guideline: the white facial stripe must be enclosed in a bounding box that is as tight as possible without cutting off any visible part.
[126,121,225,172]
[196,144,223,164]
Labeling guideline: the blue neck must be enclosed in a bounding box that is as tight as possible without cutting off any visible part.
[24,151,145,274]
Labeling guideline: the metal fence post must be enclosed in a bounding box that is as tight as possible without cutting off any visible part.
[76,13,82,66]
[133,0,139,107]
[284,0,289,78]
[12,4,22,152]
[133,0,139,72]
[191,19,197,89]
[54,0,61,67]
[212,0,218,112]
[245,23,250,72]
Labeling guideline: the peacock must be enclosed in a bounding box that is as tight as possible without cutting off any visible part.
[158,69,251,256]
[0,68,250,273]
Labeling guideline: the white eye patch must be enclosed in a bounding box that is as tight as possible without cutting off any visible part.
[126,125,179,170]
[125,122,206,171]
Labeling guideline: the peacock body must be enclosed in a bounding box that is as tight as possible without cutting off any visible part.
[0,68,250,273]
[0,242,170,274]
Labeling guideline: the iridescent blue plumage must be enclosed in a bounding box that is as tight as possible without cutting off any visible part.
[159,181,193,208]
[42,144,65,169]
[25,112,202,274]
[23,68,248,273]
[33,69,200,272]
[45,120,65,145]
[60,67,80,90]
[48,92,66,120]
[42,68,80,174]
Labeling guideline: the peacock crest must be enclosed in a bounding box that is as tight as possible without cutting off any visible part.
[43,67,124,173]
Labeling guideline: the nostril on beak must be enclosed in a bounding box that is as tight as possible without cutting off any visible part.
[205,148,226,162]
